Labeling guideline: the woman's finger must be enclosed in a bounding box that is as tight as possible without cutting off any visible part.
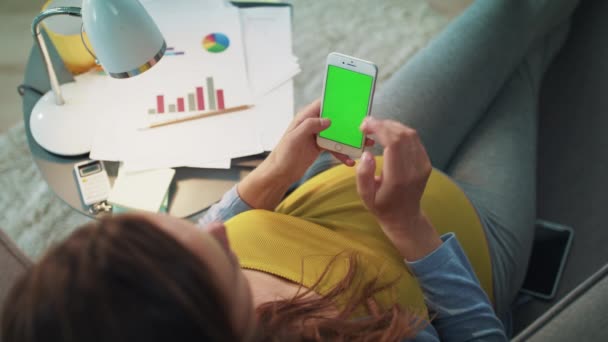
[330,151,355,167]
[294,117,331,136]
[364,137,375,147]
[360,117,410,147]
[356,151,377,209]
[288,100,322,132]
[292,99,322,127]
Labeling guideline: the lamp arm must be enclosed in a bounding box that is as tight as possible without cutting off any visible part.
[32,6,82,106]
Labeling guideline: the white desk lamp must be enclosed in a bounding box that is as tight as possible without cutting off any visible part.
[30,0,166,156]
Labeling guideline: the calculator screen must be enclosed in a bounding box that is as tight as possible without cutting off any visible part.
[78,162,102,177]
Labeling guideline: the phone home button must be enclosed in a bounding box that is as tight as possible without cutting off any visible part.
[335,144,342,151]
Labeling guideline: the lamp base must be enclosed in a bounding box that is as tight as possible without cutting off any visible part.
[30,82,95,156]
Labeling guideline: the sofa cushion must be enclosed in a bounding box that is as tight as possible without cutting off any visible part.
[0,229,31,311]
[513,263,608,341]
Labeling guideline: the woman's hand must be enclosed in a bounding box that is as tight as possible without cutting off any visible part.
[238,100,368,210]
[264,100,363,185]
[356,117,442,261]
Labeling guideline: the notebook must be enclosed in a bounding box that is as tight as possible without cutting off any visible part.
[108,167,175,213]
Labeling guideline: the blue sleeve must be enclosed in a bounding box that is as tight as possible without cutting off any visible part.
[196,185,252,227]
[406,233,507,341]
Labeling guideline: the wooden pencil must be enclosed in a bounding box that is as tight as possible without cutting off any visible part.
[144,104,253,129]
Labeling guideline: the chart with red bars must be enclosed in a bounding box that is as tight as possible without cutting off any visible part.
[148,76,226,116]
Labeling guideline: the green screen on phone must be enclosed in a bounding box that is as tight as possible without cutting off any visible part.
[320,65,374,148]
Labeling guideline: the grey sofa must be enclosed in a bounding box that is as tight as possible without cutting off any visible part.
[510,0,608,335]
[513,264,608,341]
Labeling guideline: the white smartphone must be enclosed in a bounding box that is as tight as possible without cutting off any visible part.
[520,219,574,300]
[317,52,378,157]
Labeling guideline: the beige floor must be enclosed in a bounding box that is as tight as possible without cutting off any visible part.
[0,1,44,133]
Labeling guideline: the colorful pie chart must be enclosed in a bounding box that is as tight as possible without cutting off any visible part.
[203,33,230,53]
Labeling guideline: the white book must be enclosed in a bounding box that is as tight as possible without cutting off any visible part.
[108,168,175,213]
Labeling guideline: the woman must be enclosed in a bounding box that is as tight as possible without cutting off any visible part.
[1,0,580,340]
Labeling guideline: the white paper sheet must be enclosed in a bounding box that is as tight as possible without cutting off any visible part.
[123,158,231,172]
[140,0,227,13]
[87,2,299,169]
[88,3,263,169]
[240,6,301,97]
[254,80,294,151]
[239,6,299,150]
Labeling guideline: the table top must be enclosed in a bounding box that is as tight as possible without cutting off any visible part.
[22,32,255,219]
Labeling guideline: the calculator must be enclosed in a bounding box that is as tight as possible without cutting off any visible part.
[74,160,112,206]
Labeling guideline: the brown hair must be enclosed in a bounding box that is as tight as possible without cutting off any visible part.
[2,215,426,342]
[1,214,238,342]
[254,253,426,341]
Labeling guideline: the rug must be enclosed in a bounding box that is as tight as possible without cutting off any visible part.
[0,0,450,259]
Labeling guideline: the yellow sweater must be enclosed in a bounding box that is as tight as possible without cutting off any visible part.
[225,157,493,316]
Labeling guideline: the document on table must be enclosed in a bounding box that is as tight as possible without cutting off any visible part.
[240,6,300,97]
[84,1,300,169]
[255,80,294,151]
[240,6,299,150]
[107,166,176,213]
[87,2,263,170]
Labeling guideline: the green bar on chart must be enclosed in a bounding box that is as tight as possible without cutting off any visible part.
[207,77,216,110]
[168,104,176,113]
[188,93,196,111]
[148,108,156,114]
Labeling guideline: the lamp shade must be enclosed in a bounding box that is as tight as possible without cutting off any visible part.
[81,0,166,78]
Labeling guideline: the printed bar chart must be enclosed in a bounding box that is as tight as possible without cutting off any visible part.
[148,77,228,118]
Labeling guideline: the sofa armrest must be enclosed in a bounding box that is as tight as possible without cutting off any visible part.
[513,263,608,341]
[0,229,31,310]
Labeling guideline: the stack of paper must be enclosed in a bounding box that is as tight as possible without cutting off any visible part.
[76,0,299,171]
[108,167,176,213]
[240,5,300,150]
